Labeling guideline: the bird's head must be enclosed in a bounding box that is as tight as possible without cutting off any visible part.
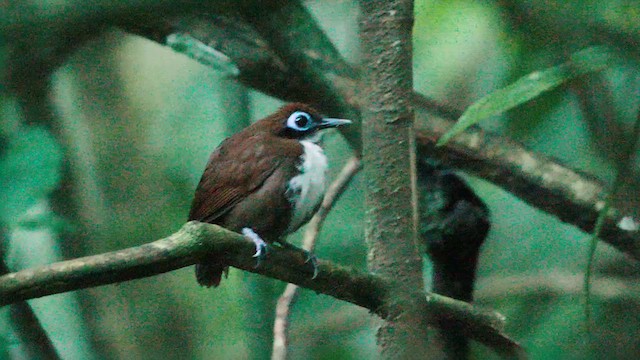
[256,103,351,142]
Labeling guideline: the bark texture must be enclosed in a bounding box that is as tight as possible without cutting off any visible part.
[359,0,429,356]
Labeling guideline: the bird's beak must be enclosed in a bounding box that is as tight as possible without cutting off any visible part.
[318,118,352,129]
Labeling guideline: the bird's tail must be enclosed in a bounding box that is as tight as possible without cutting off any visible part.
[195,260,228,287]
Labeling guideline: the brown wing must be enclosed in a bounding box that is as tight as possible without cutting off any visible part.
[188,133,294,223]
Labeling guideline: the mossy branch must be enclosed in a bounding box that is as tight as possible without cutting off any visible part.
[0,221,523,358]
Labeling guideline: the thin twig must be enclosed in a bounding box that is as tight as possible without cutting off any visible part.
[271,284,299,360]
[584,108,640,344]
[303,157,362,252]
[272,156,361,360]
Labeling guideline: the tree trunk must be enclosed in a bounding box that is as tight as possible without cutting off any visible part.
[359,0,430,357]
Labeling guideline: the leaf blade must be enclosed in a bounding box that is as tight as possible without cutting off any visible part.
[437,46,616,146]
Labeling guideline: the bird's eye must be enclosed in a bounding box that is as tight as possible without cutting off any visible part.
[286,111,313,131]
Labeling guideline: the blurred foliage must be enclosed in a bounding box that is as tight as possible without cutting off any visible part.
[2,0,640,360]
[0,126,62,227]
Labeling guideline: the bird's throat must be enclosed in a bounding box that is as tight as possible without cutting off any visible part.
[285,141,328,233]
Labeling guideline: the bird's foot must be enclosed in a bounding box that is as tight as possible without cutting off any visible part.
[242,228,268,267]
[281,243,319,279]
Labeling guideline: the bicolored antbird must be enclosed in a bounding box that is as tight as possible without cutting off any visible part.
[189,103,351,287]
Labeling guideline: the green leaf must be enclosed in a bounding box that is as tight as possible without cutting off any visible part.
[437,46,616,146]
[0,126,63,226]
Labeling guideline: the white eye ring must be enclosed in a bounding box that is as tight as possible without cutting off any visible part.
[286,111,313,131]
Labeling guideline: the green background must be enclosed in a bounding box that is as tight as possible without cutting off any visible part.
[2,0,640,359]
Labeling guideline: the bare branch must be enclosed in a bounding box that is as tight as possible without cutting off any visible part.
[271,283,299,360]
[0,221,522,358]
[413,110,640,261]
[271,156,361,360]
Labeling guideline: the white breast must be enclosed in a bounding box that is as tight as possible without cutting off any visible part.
[286,140,328,233]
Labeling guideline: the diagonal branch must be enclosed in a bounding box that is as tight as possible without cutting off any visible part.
[0,222,374,308]
[6,2,638,259]
[0,221,523,358]
[413,111,640,260]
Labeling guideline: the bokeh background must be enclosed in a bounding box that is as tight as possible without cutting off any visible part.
[2,0,640,359]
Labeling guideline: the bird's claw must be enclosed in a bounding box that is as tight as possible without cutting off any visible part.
[304,251,319,279]
[242,228,268,268]
[252,241,268,258]
[253,242,268,265]
[279,242,319,279]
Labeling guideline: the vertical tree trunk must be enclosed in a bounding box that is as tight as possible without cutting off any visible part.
[359,0,430,356]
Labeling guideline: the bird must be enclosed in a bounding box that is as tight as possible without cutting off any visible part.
[188,103,351,287]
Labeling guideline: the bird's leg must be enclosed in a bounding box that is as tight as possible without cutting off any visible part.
[279,242,319,279]
[242,228,268,267]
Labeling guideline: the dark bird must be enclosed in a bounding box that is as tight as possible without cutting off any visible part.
[189,103,351,287]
